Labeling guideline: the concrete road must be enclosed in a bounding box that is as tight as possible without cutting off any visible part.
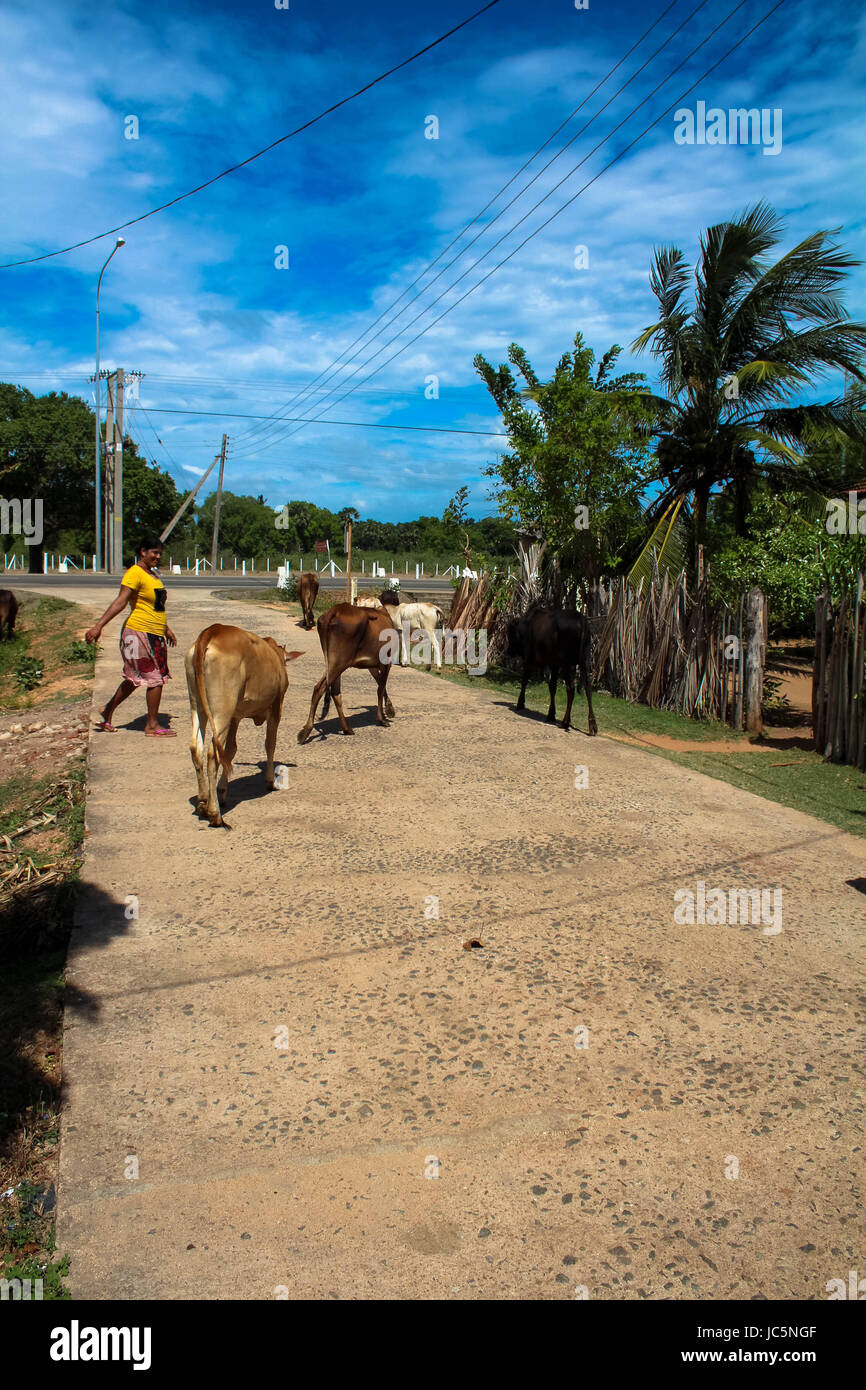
[56,587,864,1300]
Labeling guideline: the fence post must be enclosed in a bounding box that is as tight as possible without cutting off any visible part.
[813,592,826,750]
[744,587,765,735]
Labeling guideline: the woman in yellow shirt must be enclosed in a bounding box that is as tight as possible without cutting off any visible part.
[85,535,178,736]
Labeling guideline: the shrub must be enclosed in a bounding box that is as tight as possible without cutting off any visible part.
[64,641,95,664]
[13,656,43,691]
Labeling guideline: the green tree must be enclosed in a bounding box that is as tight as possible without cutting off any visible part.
[195,492,280,560]
[711,487,866,634]
[475,333,656,597]
[0,383,192,566]
[632,201,866,552]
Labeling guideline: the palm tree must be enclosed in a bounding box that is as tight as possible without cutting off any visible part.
[632,201,866,551]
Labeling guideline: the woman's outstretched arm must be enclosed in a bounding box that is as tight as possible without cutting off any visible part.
[85,585,135,644]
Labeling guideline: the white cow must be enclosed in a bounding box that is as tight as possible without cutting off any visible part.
[381,598,447,668]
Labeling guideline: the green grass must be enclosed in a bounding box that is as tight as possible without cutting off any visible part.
[0,595,91,711]
[1,1253,70,1300]
[428,663,865,839]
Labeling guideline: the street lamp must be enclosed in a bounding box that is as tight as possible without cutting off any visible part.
[95,237,125,570]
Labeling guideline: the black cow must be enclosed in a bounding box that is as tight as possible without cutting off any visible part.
[0,589,18,640]
[507,604,597,735]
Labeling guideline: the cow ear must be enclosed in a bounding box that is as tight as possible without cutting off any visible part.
[285,650,304,661]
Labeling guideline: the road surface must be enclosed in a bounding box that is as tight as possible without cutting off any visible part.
[54,585,864,1299]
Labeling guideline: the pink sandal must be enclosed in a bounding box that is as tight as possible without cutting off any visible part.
[145,726,176,737]
[96,717,118,732]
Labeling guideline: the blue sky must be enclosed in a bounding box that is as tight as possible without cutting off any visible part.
[1,0,864,521]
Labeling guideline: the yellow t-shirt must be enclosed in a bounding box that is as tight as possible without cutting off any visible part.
[122,564,167,636]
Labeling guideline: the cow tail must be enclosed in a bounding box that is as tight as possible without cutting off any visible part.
[194,629,232,775]
[320,618,333,720]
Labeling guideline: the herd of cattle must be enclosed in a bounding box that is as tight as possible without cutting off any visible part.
[0,576,596,830]
[185,577,452,826]
[185,573,597,827]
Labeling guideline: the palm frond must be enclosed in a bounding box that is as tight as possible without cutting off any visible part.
[628,496,689,588]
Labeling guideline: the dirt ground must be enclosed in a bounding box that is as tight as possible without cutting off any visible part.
[0,704,92,782]
[49,586,865,1300]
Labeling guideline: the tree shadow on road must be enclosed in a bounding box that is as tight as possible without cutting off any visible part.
[0,880,128,1190]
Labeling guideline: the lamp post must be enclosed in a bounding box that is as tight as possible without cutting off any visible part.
[95,237,125,570]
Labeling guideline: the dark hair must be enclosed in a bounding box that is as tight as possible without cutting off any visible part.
[136,535,163,557]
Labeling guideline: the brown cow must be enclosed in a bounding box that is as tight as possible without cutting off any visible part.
[185,623,303,827]
[0,589,18,640]
[297,603,397,744]
[298,571,319,629]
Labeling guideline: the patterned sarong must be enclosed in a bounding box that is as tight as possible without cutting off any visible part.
[120,628,171,688]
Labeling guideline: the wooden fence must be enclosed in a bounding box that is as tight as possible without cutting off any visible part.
[447,567,768,731]
[813,575,866,767]
[593,571,766,731]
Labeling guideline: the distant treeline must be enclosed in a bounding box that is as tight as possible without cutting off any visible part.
[0,383,513,563]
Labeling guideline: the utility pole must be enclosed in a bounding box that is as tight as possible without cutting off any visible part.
[102,368,126,574]
[210,434,228,571]
[110,368,124,575]
[104,371,116,572]
[344,518,353,603]
[92,368,108,569]
[94,237,125,570]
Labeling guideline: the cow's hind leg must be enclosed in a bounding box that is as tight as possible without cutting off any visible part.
[298,674,328,744]
[516,658,531,711]
[546,668,559,722]
[329,675,354,735]
[217,718,239,803]
[371,667,392,725]
[205,722,232,826]
[382,671,395,721]
[582,659,598,736]
[189,713,209,816]
[562,668,575,730]
[264,698,283,786]
[185,660,209,817]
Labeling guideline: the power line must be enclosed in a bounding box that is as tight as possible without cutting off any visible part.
[135,400,186,474]
[0,367,495,399]
[0,1,501,269]
[233,0,780,464]
[230,0,742,458]
[230,0,688,450]
[140,406,506,437]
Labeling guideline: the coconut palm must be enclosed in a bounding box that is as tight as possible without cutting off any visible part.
[632,201,866,550]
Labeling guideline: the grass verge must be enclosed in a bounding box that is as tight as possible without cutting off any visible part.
[0,595,94,1299]
[0,761,85,1299]
[0,594,96,713]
